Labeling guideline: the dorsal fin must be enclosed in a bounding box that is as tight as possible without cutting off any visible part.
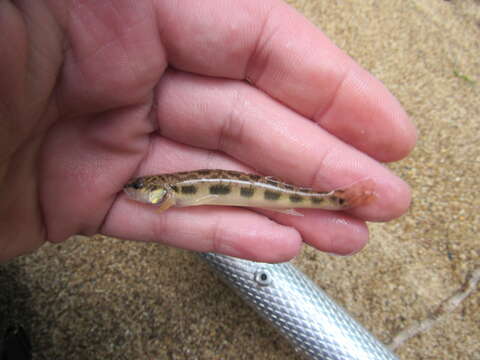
[264,175,284,184]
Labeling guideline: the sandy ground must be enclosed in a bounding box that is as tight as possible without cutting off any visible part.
[1,0,479,359]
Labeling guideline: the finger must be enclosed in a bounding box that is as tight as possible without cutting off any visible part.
[157,0,416,160]
[103,137,370,256]
[156,71,411,222]
[103,200,302,263]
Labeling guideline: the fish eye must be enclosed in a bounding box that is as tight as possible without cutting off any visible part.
[130,179,144,190]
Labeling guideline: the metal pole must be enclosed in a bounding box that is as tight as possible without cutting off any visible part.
[199,252,399,360]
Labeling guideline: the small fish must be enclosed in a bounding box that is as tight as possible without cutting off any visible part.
[123,169,376,215]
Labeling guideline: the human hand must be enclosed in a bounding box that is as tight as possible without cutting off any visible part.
[0,0,416,262]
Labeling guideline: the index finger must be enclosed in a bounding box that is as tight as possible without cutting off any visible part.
[157,0,416,161]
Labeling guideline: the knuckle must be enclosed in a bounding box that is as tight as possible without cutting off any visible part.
[217,86,249,151]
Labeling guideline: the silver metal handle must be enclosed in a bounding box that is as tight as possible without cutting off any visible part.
[199,252,399,360]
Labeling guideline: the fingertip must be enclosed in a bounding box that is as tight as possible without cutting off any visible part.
[376,106,418,163]
[368,82,418,163]
[351,176,412,222]
[317,66,418,163]
[398,119,418,160]
[302,215,369,255]
[386,178,413,219]
[259,209,370,256]
[325,218,369,255]
[265,225,303,262]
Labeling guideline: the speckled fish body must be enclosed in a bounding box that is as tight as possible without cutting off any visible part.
[124,169,375,214]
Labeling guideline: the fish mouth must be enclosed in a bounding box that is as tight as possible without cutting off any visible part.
[123,186,138,200]
[123,185,150,203]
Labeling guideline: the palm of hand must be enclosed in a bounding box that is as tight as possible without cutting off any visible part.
[0,1,415,262]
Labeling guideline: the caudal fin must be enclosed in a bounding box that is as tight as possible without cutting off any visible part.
[333,178,377,208]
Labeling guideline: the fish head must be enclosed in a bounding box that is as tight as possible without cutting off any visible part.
[124,177,169,205]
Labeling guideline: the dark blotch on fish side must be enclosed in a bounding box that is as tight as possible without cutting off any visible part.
[266,180,278,186]
[240,187,255,197]
[311,197,324,204]
[181,185,197,194]
[289,194,303,203]
[197,169,212,175]
[249,174,261,181]
[283,184,295,190]
[264,190,281,200]
[209,184,231,195]
[338,198,346,205]
[170,185,179,192]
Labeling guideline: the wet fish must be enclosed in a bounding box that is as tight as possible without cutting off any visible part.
[123,169,376,215]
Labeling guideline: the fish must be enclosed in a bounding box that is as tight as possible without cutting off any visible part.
[123,169,376,215]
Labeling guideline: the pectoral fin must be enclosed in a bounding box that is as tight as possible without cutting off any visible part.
[155,193,176,213]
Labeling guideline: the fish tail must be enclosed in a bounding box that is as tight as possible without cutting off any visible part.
[333,178,377,208]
